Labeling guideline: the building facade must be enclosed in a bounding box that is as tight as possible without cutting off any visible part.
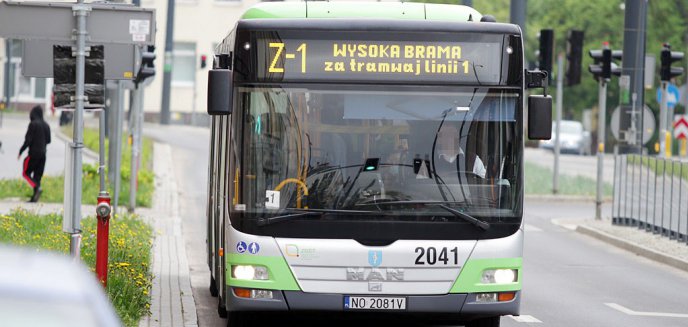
[141,0,261,124]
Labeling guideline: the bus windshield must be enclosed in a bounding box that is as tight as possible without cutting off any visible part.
[239,85,522,221]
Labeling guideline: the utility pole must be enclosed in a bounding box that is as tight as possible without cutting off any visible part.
[619,0,647,154]
[553,54,563,194]
[160,0,175,124]
[510,0,527,43]
[3,39,11,124]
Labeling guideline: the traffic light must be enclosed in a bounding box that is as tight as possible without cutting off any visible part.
[588,43,622,81]
[538,29,554,84]
[660,43,684,82]
[135,45,156,85]
[200,54,207,69]
[565,30,584,86]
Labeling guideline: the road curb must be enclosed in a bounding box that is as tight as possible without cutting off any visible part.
[576,224,688,273]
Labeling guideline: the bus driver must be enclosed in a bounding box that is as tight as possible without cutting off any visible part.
[435,124,486,179]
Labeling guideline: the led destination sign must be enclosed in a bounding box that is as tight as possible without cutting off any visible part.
[254,36,503,84]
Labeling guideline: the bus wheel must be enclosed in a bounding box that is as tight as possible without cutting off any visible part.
[465,316,500,327]
[226,311,252,327]
[209,276,218,297]
[218,296,228,318]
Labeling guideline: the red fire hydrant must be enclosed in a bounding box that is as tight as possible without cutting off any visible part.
[96,194,112,287]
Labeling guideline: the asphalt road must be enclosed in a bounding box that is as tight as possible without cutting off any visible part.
[148,124,688,327]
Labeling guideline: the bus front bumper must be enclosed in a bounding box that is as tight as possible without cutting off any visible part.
[228,289,520,317]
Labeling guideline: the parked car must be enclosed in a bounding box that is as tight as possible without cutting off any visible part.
[539,120,591,155]
[0,245,121,327]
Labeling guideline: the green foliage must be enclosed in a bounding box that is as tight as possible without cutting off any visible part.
[0,209,153,327]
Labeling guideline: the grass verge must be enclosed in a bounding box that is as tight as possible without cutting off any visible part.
[525,162,613,196]
[0,127,153,207]
[627,154,688,180]
[0,208,153,327]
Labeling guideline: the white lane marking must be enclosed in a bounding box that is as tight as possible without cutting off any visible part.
[605,303,688,318]
[508,315,542,323]
[524,224,543,232]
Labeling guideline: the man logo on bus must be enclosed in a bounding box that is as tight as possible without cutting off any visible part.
[368,250,382,267]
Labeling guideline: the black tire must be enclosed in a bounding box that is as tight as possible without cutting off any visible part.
[209,275,218,297]
[218,296,228,318]
[226,311,253,327]
[465,316,500,327]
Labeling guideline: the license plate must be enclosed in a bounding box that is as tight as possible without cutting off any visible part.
[344,296,406,310]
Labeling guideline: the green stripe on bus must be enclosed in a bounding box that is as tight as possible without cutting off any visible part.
[226,254,301,291]
[450,258,522,293]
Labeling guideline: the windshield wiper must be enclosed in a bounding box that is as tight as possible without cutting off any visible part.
[256,208,375,226]
[256,210,323,226]
[354,200,489,231]
[437,204,490,231]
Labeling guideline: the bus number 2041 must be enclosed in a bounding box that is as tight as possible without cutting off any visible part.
[414,247,459,265]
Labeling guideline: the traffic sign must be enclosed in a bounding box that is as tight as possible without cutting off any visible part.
[657,83,680,108]
[610,105,656,144]
[674,115,688,139]
[0,1,156,45]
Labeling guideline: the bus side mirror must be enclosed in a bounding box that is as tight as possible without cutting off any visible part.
[528,95,552,140]
[207,69,232,115]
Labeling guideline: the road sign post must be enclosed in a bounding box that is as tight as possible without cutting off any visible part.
[660,81,670,157]
[553,54,563,194]
[596,79,608,220]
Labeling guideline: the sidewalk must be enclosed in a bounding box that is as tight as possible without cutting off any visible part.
[139,143,197,327]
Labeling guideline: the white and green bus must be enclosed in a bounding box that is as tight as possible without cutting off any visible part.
[206,2,551,326]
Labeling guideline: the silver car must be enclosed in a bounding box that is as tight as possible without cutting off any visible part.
[0,246,122,327]
[539,120,592,155]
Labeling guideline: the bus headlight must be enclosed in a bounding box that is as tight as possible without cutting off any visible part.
[232,265,269,280]
[481,269,517,284]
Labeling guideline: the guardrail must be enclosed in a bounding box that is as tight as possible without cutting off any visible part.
[612,154,688,245]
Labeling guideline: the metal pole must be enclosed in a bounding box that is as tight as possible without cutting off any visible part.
[112,81,124,217]
[596,79,608,219]
[619,0,647,154]
[160,0,175,125]
[128,87,140,212]
[66,0,89,259]
[660,81,669,157]
[612,152,618,219]
[510,0,527,44]
[553,54,563,194]
[3,38,10,120]
[137,85,144,168]
[99,111,106,193]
